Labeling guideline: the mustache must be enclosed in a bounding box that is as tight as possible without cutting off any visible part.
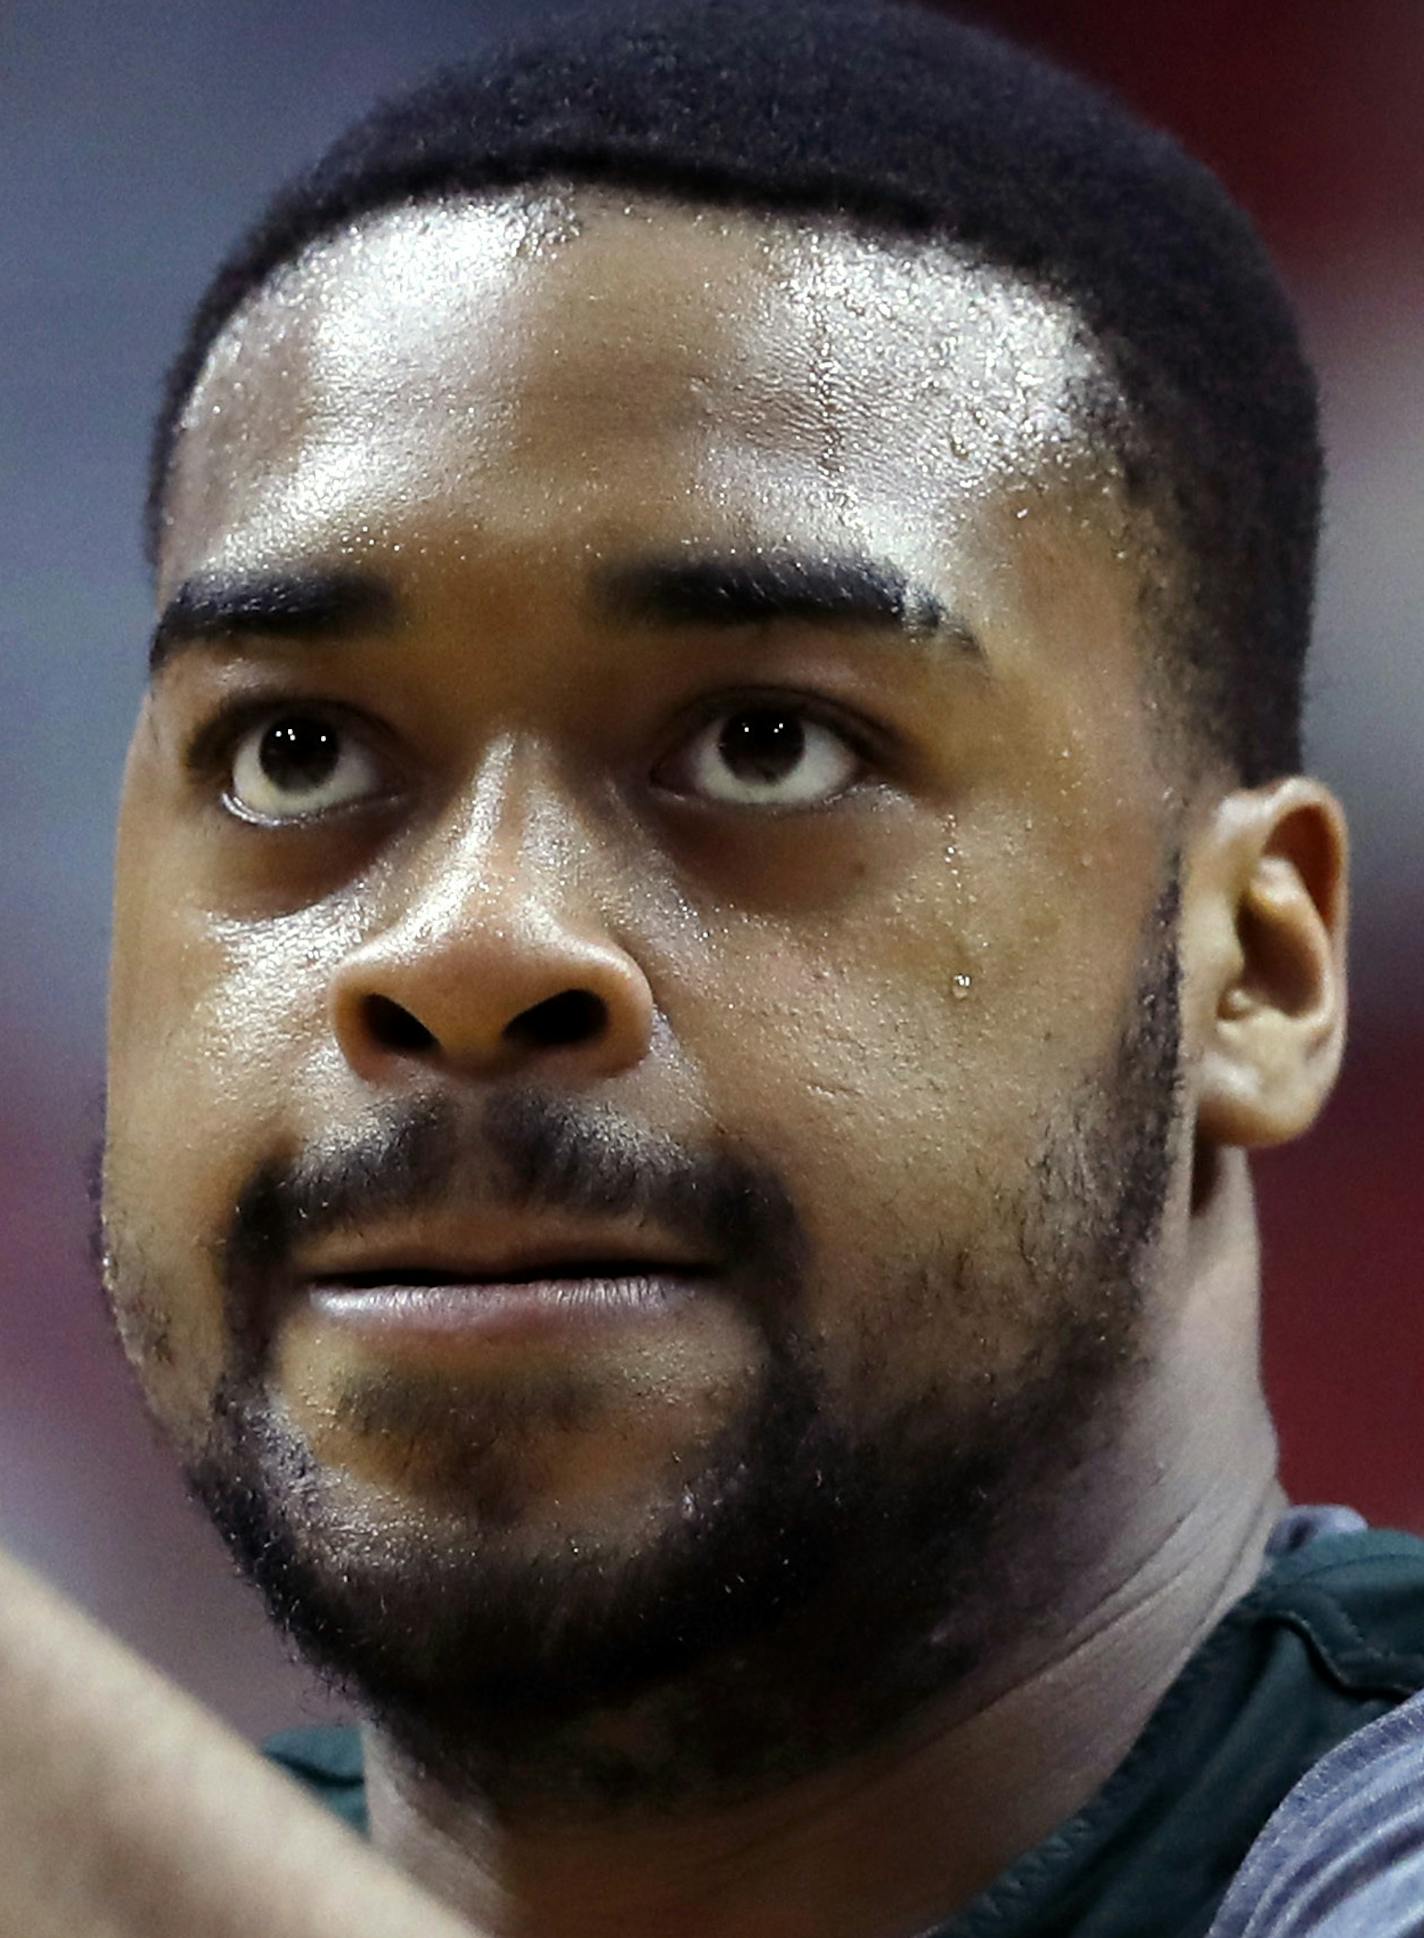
[220,1089,804,1296]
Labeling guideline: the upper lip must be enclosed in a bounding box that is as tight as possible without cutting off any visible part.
[297,1212,715,1286]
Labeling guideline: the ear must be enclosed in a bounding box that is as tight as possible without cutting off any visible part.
[1186,778,1349,1149]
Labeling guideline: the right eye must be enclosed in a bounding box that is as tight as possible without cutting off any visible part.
[225,711,385,823]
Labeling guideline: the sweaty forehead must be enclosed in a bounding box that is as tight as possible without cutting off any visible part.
[163,188,1118,584]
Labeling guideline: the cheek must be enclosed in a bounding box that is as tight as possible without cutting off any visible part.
[689,812,1148,1160]
[106,843,351,1422]
[672,820,1160,1407]
[111,826,353,1134]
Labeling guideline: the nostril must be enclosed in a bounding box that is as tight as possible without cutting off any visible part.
[363,994,437,1054]
[505,988,607,1051]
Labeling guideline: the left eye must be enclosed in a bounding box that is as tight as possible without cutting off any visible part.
[225,712,384,822]
[660,704,862,808]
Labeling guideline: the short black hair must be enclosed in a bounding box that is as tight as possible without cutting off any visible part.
[148,0,1321,783]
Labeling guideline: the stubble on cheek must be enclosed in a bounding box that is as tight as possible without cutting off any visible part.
[102,942,323,1448]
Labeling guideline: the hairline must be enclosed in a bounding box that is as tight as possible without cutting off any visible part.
[160,176,1154,556]
[155,175,1218,791]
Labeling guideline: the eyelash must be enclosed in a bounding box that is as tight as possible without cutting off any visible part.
[658,687,890,777]
[180,688,895,810]
[182,696,372,776]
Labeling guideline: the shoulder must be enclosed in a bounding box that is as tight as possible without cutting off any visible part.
[1208,1689,1424,1937]
[1238,1521,1424,1697]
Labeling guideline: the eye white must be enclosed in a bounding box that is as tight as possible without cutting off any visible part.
[675,706,860,807]
[227,713,383,822]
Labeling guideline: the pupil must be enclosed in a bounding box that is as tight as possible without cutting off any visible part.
[720,710,804,784]
[259,717,339,793]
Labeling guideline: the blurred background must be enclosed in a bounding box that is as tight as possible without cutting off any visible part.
[2,0,1420,1739]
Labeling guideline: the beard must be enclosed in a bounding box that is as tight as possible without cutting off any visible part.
[102,875,1183,1819]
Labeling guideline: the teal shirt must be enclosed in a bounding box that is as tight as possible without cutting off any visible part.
[264,1523,1424,1937]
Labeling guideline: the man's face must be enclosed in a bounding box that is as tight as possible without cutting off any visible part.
[103,190,1186,1798]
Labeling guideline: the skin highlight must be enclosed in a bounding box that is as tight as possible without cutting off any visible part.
[102,188,1347,1938]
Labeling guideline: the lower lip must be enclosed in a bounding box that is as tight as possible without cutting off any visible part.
[304,1273,701,1344]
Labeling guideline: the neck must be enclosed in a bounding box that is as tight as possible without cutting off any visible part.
[363,1158,1282,1938]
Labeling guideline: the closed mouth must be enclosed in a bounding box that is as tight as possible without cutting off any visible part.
[309,1259,715,1290]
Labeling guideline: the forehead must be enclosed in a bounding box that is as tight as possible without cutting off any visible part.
[163,188,1119,585]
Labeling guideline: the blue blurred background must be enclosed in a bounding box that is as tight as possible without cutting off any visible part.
[2,0,1421,1738]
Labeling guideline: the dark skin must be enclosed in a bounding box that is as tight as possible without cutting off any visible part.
[101,188,1348,1938]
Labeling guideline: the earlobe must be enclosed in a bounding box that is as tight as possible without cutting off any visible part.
[1191,778,1349,1150]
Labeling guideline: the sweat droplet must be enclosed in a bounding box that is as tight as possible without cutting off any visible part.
[951,973,973,999]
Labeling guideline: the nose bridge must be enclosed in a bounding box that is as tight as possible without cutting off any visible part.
[403,731,589,943]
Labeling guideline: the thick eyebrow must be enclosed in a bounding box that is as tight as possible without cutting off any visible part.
[597,553,977,654]
[149,552,979,681]
[148,570,396,679]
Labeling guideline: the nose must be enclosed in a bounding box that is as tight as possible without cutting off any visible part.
[329,791,656,1089]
